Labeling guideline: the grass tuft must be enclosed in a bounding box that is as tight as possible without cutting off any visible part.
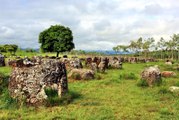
[45,88,81,107]
[160,108,173,115]
[119,72,137,80]
[0,89,19,109]
[137,79,149,87]
[158,87,170,94]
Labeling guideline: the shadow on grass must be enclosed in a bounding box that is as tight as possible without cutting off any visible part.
[0,88,82,109]
[80,101,100,106]
[45,89,82,107]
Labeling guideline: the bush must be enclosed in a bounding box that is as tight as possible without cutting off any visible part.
[119,72,137,80]
[25,48,36,53]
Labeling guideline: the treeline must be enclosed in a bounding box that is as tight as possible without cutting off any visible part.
[69,50,105,56]
[113,34,179,60]
[0,44,18,55]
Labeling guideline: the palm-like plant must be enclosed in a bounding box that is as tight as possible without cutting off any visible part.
[142,38,154,58]
[171,34,179,60]
[157,37,165,59]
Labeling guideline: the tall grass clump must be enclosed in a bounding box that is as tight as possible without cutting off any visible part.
[45,88,81,107]
[137,78,162,87]
[137,79,149,87]
[175,81,179,87]
[158,87,170,94]
[94,73,102,80]
[119,72,137,80]
[0,72,8,94]
[0,72,19,109]
[0,89,19,109]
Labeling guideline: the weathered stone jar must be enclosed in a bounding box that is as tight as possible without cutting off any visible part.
[0,54,5,67]
[141,65,162,87]
[8,59,68,105]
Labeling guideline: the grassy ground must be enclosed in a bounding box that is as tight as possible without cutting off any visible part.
[0,62,179,120]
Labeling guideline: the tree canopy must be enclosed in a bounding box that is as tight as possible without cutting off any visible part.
[0,44,18,55]
[39,25,75,57]
[113,33,179,60]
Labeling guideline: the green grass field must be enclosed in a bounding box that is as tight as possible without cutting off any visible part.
[0,61,179,120]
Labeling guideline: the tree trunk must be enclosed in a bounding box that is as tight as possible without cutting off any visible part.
[172,50,174,60]
[56,52,60,57]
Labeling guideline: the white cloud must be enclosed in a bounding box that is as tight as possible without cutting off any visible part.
[0,26,14,38]
[0,0,179,50]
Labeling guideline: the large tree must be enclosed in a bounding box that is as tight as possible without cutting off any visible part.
[39,25,75,57]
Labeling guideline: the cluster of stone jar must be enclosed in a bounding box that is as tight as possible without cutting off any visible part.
[2,54,165,106]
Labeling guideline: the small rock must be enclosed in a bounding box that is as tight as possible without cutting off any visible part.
[165,61,172,65]
[68,69,95,80]
[161,71,176,77]
[169,86,179,92]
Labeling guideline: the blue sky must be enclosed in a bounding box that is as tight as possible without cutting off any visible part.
[0,0,179,50]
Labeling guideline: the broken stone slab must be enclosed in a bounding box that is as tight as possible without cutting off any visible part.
[169,86,179,92]
[161,71,176,78]
[8,59,68,105]
[68,69,95,80]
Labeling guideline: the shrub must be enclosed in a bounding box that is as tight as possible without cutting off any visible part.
[25,48,37,53]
